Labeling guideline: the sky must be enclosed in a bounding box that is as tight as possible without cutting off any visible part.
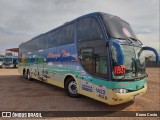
[0,0,159,55]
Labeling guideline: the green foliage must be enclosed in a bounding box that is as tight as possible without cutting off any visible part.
[24,58,30,63]
[34,57,45,64]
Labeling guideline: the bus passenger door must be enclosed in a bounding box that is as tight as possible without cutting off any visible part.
[93,49,108,102]
[79,48,95,98]
[79,47,108,100]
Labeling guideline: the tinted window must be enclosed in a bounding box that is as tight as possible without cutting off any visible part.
[101,13,137,39]
[80,48,94,74]
[48,31,58,48]
[59,23,74,45]
[30,38,38,51]
[20,22,74,53]
[77,17,107,79]
[77,17,103,42]
[38,35,48,50]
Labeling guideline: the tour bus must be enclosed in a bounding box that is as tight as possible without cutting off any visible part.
[3,56,18,68]
[18,12,159,105]
[0,56,4,68]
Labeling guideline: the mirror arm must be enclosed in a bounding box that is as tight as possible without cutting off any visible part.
[142,47,159,63]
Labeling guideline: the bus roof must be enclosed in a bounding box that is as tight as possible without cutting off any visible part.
[20,12,128,46]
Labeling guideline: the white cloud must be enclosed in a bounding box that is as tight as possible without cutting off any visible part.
[0,0,159,54]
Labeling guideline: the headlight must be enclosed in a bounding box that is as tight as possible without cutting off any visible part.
[112,88,128,94]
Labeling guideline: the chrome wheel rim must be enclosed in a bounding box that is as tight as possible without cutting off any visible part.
[68,81,77,94]
[25,72,27,79]
[27,72,30,79]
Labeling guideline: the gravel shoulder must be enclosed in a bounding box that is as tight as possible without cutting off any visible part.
[0,68,159,119]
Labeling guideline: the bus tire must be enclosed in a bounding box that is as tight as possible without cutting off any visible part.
[23,69,27,79]
[65,77,79,97]
[26,70,31,80]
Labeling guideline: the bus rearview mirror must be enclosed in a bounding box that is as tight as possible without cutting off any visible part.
[141,47,159,63]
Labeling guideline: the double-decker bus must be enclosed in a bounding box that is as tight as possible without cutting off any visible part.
[3,56,18,68]
[18,12,159,105]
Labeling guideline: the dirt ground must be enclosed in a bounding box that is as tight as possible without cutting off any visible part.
[0,68,159,119]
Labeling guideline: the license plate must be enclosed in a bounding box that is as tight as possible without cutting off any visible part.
[134,93,140,98]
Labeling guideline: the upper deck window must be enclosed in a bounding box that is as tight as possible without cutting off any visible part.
[58,23,74,46]
[19,23,75,54]
[77,17,103,42]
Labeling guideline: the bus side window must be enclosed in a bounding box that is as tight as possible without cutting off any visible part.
[59,23,74,46]
[77,17,103,42]
[80,48,94,74]
[95,56,107,75]
[77,17,107,78]
[48,31,58,48]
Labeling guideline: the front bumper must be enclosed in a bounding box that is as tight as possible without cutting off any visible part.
[3,64,14,68]
[107,85,147,105]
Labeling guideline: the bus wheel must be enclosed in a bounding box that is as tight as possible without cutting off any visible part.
[65,78,79,97]
[23,70,27,79]
[27,70,31,80]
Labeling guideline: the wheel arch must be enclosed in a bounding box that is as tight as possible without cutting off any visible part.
[26,68,29,73]
[23,68,26,75]
[63,74,80,93]
[23,68,30,76]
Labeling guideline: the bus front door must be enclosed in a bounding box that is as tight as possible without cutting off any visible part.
[79,48,95,98]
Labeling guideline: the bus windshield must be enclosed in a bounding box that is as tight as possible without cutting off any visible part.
[111,45,146,80]
[101,14,137,40]
[3,58,13,63]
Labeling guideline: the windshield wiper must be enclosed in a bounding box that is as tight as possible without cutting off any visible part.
[128,37,138,41]
[121,71,148,80]
[122,58,137,80]
[110,37,133,44]
[110,37,125,40]
[128,37,143,45]
[121,57,147,80]
[121,70,136,80]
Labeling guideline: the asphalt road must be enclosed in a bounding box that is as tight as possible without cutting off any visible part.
[0,68,159,119]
